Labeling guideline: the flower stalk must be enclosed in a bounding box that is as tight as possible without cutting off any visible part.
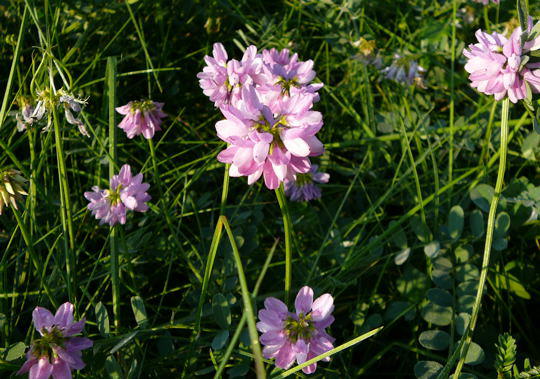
[275,185,293,303]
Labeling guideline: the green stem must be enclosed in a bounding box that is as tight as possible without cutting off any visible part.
[275,185,293,304]
[0,6,27,128]
[221,216,266,379]
[195,166,230,333]
[12,208,56,307]
[52,107,76,303]
[106,57,120,331]
[446,98,510,378]
[449,0,457,187]
[214,239,279,378]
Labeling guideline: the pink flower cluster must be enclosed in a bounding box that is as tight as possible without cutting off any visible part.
[473,0,500,4]
[116,100,166,139]
[84,164,151,226]
[257,286,335,374]
[17,303,92,379]
[198,43,325,190]
[464,20,540,103]
[285,164,329,202]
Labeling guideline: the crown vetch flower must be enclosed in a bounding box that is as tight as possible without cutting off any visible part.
[285,164,329,202]
[84,164,151,226]
[17,302,93,379]
[463,20,540,103]
[257,286,335,374]
[197,43,264,107]
[116,100,166,139]
[381,54,426,87]
[258,48,323,103]
[216,86,324,190]
[0,169,28,215]
[473,0,500,4]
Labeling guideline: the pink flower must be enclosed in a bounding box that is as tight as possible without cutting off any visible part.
[259,48,323,103]
[17,302,93,379]
[257,286,335,374]
[197,43,264,107]
[473,0,500,4]
[216,86,324,190]
[84,164,151,226]
[116,100,166,139]
[464,20,540,103]
[285,164,329,202]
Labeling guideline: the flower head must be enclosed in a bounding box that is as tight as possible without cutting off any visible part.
[381,54,426,87]
[116,100,166,139]
[84,164,151,226]
[0,169,28,215]
[463,20,540,103]
[17,302,93,379]
[257,286,335,374]
[197,43,264,107]
[473,0,500,4]
[285,165,329,202]
[216,86,324,190]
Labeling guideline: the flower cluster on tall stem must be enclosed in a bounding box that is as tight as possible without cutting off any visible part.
[285,164,329,202]
[84,164,151,226]
[17,302,92,379]
[116,100,166,139]
[198,43,325,190]
[0,169,28,215]
[257,286,335,374]
[464,18,540,103]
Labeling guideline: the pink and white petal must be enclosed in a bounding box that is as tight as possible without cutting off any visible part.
[275,342,296,370]
[17,357,38,375]
[295,286,314,315]
[53,303,74,329]
[310,294,334,322]
[65,337,93,351]
[283,138,310,157]
[51,358,72,379]
[33,307,54,334]
[294,339,309,364]
[247,166,264,185]
[253,141,270,164]
[264,297,288,315]
[64,320,85,336]
[29,357,54,379]
[260,330,286,346]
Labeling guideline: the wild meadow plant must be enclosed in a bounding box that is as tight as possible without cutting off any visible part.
[1,0,540,377]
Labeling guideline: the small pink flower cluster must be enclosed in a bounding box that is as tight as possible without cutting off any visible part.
[464,20,540,103]
[257,286,335,374]
[84,164,151,226]
[17,303,92,379]
[198,43,325,190]
[116,100,167,139]
[473,0,500,4]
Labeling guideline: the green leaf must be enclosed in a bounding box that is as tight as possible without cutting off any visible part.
[458,295,475,313]
[455,313,471,336]
[494,212,511,238]
[493,238,508,251]
[212,293,231,329]
[384,301,415,322]
[495,272,531,299]
[465,342,485,365]
[470,184,494,212]
[95,302,110,337]
[397,266,430,303]
[5,342,26,361]
[469,210,484,238]
[456,264,479,282]
[105,355,123,379]
[419,330,450,351]
[431,257,454,289]
[517,0,529,33]
[394,247,411,265]
[131,296,148,328]
[389,221,408,249]
[211,329,230,350]
[454,245,472,264]
[228,364,251,377]
[427,288,453,307]
[410,215,431,242]
[521,133,540,161]
[421,302,453,326]
[424,240,440,259]
[414,361,443,379]
[448,205,464,241]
